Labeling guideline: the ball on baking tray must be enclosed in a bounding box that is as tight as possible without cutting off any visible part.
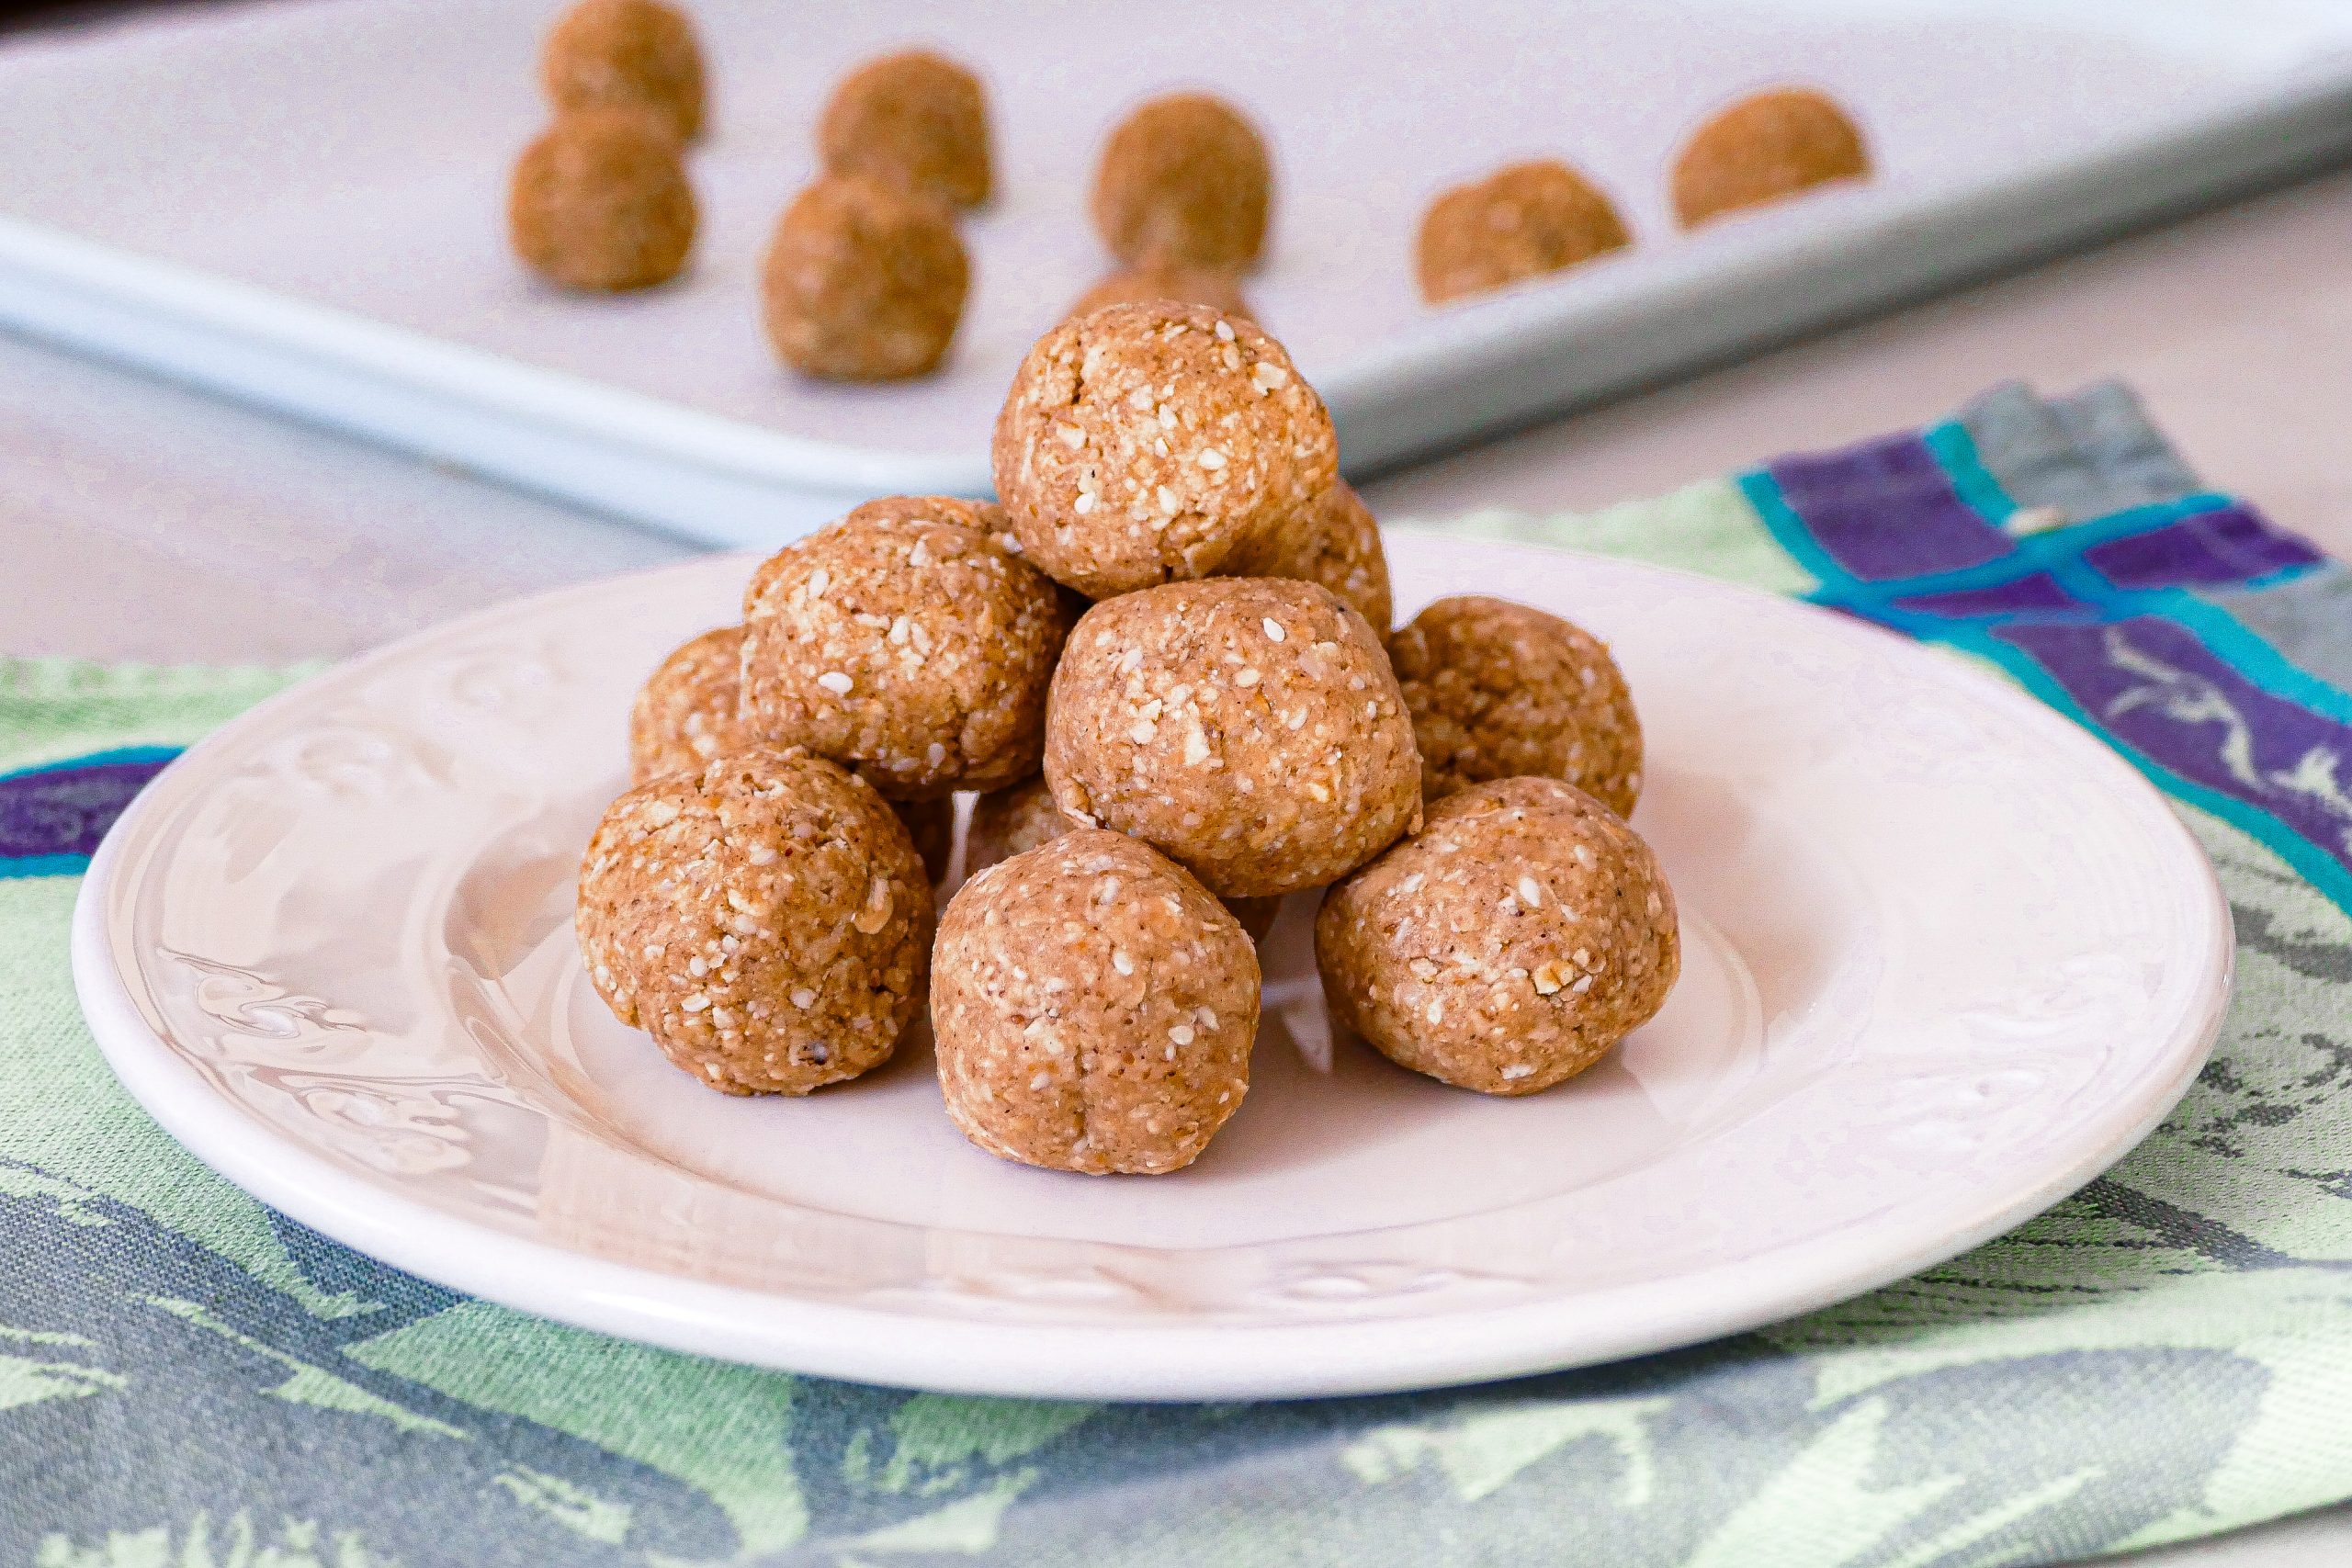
[933,827,1259,1174]
[509,107,697,292]
[817,49,992,210]
[760,175,969,381]
[992,302,1336,600]
[1416,158,1630,304]
[540,0,706,143]
[1091,92,1272,273]
[1317,776,1679,1096]
[1670,85,1870,229]
[1389,594,1642,815]
[739,497,1073,799]
[1044,576,1420,900]
[576,748,933,1095]
[1066,262,1253,326]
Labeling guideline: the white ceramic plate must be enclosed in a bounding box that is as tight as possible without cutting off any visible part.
[73,536,2232,1400]
[5,0,2352,542]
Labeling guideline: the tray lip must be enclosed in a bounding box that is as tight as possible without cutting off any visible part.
[69,542,2236,1401]
[4,28,2352,513]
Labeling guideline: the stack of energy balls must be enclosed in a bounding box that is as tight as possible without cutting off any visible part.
[577,300,1681,1176]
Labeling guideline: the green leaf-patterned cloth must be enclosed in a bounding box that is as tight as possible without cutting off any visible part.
[12,382,2352,1567]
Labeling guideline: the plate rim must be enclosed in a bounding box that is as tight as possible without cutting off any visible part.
[70,542,2236,1400]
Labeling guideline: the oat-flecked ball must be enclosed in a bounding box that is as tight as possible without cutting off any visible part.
[1045,578,1420,899]
[510,109,697,292]
[740,497,1072,799]
[1417,159,1630,304]
[1226,479,1393,633]
[1317,777,1678,1095]
[540,0,705,143]
[630,626,748,783]
[762,175,969,381]
[993,302,1336,599]
[818,50,991,210]
[1067,264,1252,324]
[967,775,1281,941]
[577,749,933,1095]
[1390,595,1642,815]
[933,828,1259,1174]
[1671,86,1870,229]
[1092,93,1272,272]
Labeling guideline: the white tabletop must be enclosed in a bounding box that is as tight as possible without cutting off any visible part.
[7,134,2351,1568]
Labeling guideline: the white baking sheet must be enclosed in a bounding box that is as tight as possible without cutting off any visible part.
[2,0,2350,544]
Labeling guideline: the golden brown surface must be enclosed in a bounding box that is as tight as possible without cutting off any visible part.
[1091,92,1272,272]
[740,497,1072,799]
[576,749,933,1095]
[1317,777,1678,1095]
[1417,159,1630,304]
[1225,479,1394,633]
[761,175,969,381]
[818,49,991,210]
[1389,594,1642,814]
[1671,86,1870,229]
[1067,264,1252,324]
[629,625,747,783]
[992,302,1335,599]
[1045,578,1420,900]
[967,775,1280,941]
[540,0,705,142]
[933,828,1259,1174]
[509,108,697,292]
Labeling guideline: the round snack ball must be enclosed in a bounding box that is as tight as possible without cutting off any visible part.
[1317,776,1679,1095]
[818,49,991,210]
[576,749,933,1095]
[1045,577,1421,899]
[1091,93,1272,272]
[1390,595,1642,815]
[1416,159,1630,304]
[740,497,1072,798]
[629,625,748,784]
[1067,264,1252,325]
[761,175,969,381]
[1671,86,1870,229]
[993,302,1337,599]
[967,775,1281,942]
[510,109,697,292]
[540,0,705,143]
[933,828,1259,1174]
[1225,479,1393,633]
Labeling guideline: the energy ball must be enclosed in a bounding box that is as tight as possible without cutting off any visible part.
[1091,93,1272,272]
[817,49,991,210]
[541,0,706,143]
[1226,479,1393,633]
[993,302,1336,599]
[1417,159,1630,304]
[576,749,933,1095]
[510,108,697,292]
[1390,595,1642,815]
[967,775,1281,942]
[740,497,1072,798]
[761,175,969,381]
[1671,86,1870,229]
[1045,577,1421,899]
[1067,264,1252,324]
[933,828,1259,1174]
[629,625,748,783]
[1317,776,1679,1095]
